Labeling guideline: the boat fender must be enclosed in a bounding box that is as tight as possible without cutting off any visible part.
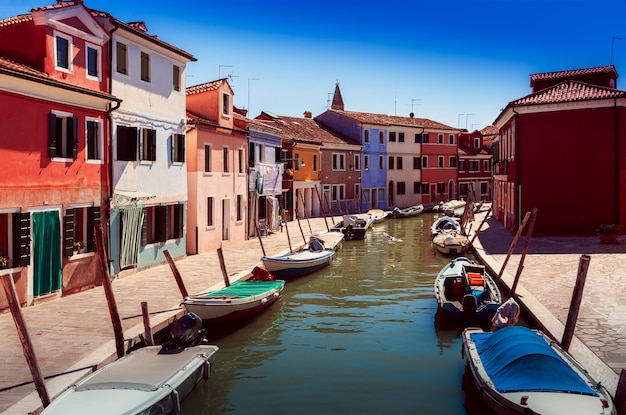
[202,360,210,381]
[171,389,181,414]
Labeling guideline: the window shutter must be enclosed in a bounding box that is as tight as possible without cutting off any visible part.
[49,113,57,158]
[179,135,185,163]
[70,116,78,159]
[156,205,167,242]
[249,143,255,167]
[174,203,184,239]
[141,208,148,246]
[87,206,100,252]
[150,129,156,161]
[64,208,75,257]
[13,212,31,267]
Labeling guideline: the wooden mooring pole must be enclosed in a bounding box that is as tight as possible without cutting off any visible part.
[163,249,189,298]
[560,254,590,352]
[497,210,531,281]
[217,246,230,287]
[283,210,293,254]
[509,208,538,297]
[314,186,330,231]
[141,301,154,346]
[96,224,125,359]
[470,207,492,245]
[254,221,267,256]
[1,274,50,408]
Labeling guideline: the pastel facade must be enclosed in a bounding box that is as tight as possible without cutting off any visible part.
[457,127,495,202]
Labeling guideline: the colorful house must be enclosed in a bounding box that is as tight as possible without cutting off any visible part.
[492,65,626,235]
[457,126,494,202]
[0,1,120,308]
[186,79,248,253]
[93,10,195,274]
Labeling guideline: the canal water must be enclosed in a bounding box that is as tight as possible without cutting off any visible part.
[181,213,490,415]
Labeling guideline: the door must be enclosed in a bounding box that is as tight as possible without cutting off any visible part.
[32,210,62,296]
[222,198,230,241]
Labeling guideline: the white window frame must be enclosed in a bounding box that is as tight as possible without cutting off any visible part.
[85,117,104,164]
[354,154,361,171]
[204,144,212,173]
[222,92,231,117]
[85,42,102,82]
[332,153,346,171]
[51,109,74,162]
[54,30,73,74]
[222,145,230,173]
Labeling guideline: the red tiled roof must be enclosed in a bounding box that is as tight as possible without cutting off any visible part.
[0,14,32,27]
[480,125,498,138]
[186,79,227,95]
[530,65,617,83]
[31,0,84,12]
[325,109,456,131]
[270,115,359,146]
[512,80,626,106]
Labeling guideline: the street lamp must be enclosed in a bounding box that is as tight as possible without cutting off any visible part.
[248,78,260,117]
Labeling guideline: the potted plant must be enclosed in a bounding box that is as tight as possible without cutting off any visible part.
[0,255,7,269]
[595,224,619,244]
[73,241,86,254]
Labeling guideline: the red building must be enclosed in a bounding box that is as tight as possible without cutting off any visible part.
[0,2,119,309]
[493,65,626,235]
[457,126,494,202]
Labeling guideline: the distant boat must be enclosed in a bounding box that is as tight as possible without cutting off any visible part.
[367,209,390,224]
[434,256,501,321]
[430,216,461,238]
[41,313,219,415]
[431,230,470,256]
[182,268,285,323]
[261,246,335,278]
[330,214,375,241]
[389,204,424,219]
[462,326,616,415]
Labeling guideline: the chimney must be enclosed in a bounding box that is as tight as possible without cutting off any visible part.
[303,111,312,118]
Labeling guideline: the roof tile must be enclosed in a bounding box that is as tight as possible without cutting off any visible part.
[513,80,626,106]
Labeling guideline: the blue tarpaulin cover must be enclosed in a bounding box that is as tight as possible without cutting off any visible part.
[470,326,598,395]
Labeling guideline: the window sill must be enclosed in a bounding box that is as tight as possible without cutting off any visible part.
[70,252,93,260]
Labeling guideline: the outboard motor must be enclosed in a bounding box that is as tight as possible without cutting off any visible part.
[160,312,207,353]
[309,236,325,252]
[462,294,478,320]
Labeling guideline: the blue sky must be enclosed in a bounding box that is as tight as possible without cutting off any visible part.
[2,0,626,130]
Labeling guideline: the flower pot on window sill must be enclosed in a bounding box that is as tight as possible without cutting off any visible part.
[599,234,619,244]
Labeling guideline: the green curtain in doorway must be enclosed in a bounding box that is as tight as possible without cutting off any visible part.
[33,211,62,296]
[120,205,144,269]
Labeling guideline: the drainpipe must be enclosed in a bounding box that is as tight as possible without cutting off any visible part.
[511,106,520,231]
[614,97,620,225]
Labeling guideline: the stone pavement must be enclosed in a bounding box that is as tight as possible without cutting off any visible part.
[1,210,625,414]
[0,216,335,415]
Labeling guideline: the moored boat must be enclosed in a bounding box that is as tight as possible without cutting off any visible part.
[432,230,470,256]
[389,204,424,219]
[41,313,219,415]
[330,214,374,241]
[462,325,616,415]
[261,247,335,278]
[430,216,461,238]
[367,208,390,224]
[309,231,344,251]
[182,269,285,323]
[434,256,501,321]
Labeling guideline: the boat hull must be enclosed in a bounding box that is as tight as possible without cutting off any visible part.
[389,204,424,219]
[432,232,470,256]
[261,250,334,278]
[462,327,616,415]
[182,280,285,322]
[41,345,219,415]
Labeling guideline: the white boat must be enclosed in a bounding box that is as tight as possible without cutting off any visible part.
[462,326,616,415]
[430,216,461,238]
[330,214,375,240]
[41,313,219,415]
[309,231,345,251]
[182,274,285,323]
[367,209,390,224]
[389,204,424,219]
[261,246,335,278]
[434,256,501,321]
[432,230,470,256]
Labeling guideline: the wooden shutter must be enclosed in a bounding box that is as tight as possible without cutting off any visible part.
[63,208,75,257]
[12,212,31,267]
[69,116,78,159]
[87,206,100,252]
[141,208,148,246]
[150,129,157,161]
[49,113,57,158]
[156,205,167,242]
[174,203,183,239]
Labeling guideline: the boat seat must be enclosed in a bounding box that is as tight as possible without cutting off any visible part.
[467,272,484,286]
[445,277,466,301]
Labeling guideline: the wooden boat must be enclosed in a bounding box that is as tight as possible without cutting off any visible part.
[462,326,616,415]
[430,216,461,238]
[182,268,285,323]
[261,246,335,278]
[432,230,470,256]
[41,313,219,415]
[367,208,389,224]
[389,204,424,219]
[330,214,374,241]
[434,257,501,321]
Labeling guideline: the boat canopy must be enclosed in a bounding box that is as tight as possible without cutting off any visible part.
[470,326,598,395]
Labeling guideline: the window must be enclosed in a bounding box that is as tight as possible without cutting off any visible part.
[421,133,429,143]
[389,132,396,142]
[249,143,256,167]
[449,156,457,168]
[388,156,395,170]
[54,32,71,71]
[413,181,421,194]
[421,183,429,194]
[474,138,480,148]
[0,211,31,269]
[379,131,384,144]
[354,154,360,171]
[204,144,212,172]
[86,44,100,80]
[116,42,127,74]
[172,133,185,163]
[481,182,488,195]
[460,183,469,198]
[166,204,183,240]
[86,118,103,162]
[116,125,137,161]
[332,184,345,201]
[437,182,446,194]
[459,160,466,172]
[236,195,243,221]
[413,156,421,169]
[470,160,479,172]
[397,182,406,195]
[294,153,301,171]
[421,156,428,168]
[143,204,183,244]
[173,65,181,91]
[483,160,490,172]
[259,144,265,162]
[49,111,77,160]
[364,155,369,171]
[364,130,369,143]
[414,133,421,143]
[223,147,230,172]
[332,153,345,171]
[238,148,244,173]
[379,156,384,170]
[222,92,231,116]
[140,128,156,161]
[396,156,403,170]
[313,154,318,172]
[140,51,150,82]
[449,134,455,144]
[438,134,444,144]
[207,197,214,226]
[438,156,444,168]
[64,206,100,256]
[398,132,405,143]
